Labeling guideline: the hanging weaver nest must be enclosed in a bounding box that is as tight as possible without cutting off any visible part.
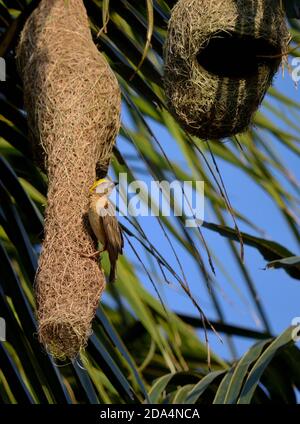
[164,0,290,139]
[16,0,121,358]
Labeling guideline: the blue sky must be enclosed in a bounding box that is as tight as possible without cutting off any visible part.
[106,65,300,362]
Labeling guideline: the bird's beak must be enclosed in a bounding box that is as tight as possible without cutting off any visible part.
[89,178,107,193]
[107,181,117,192]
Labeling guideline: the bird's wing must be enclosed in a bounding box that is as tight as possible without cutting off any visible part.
[100,201,123,281]
[102,215,123,253]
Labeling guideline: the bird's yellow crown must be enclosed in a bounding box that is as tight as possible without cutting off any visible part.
[89,178,108,193]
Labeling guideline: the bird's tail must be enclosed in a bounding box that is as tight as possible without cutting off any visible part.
[109,263,117,283]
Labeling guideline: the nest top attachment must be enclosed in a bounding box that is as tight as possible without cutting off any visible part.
[164,0,290,139]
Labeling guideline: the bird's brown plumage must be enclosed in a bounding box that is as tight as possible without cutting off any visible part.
[102,211,124,282]
[88,192,123,282]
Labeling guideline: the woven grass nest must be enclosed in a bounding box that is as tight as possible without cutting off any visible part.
[16,0,121,358]
[164,0,290,139]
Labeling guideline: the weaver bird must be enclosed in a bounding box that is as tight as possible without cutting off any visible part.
[88,178,123,282]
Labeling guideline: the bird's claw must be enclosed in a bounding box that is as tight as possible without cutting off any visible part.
[78,250,101,259]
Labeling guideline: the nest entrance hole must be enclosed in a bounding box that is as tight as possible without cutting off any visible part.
[197,31,282,79]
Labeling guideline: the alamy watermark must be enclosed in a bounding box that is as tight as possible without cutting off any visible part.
[0,317,6,342]
[292,317,300,342]
[291,58,300,83]
[0,57,6,82]
[102,174,205,228]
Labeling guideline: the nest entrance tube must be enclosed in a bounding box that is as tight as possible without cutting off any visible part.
[16,0,121,358]
[197,32,282,79]
[164,0,290,139]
